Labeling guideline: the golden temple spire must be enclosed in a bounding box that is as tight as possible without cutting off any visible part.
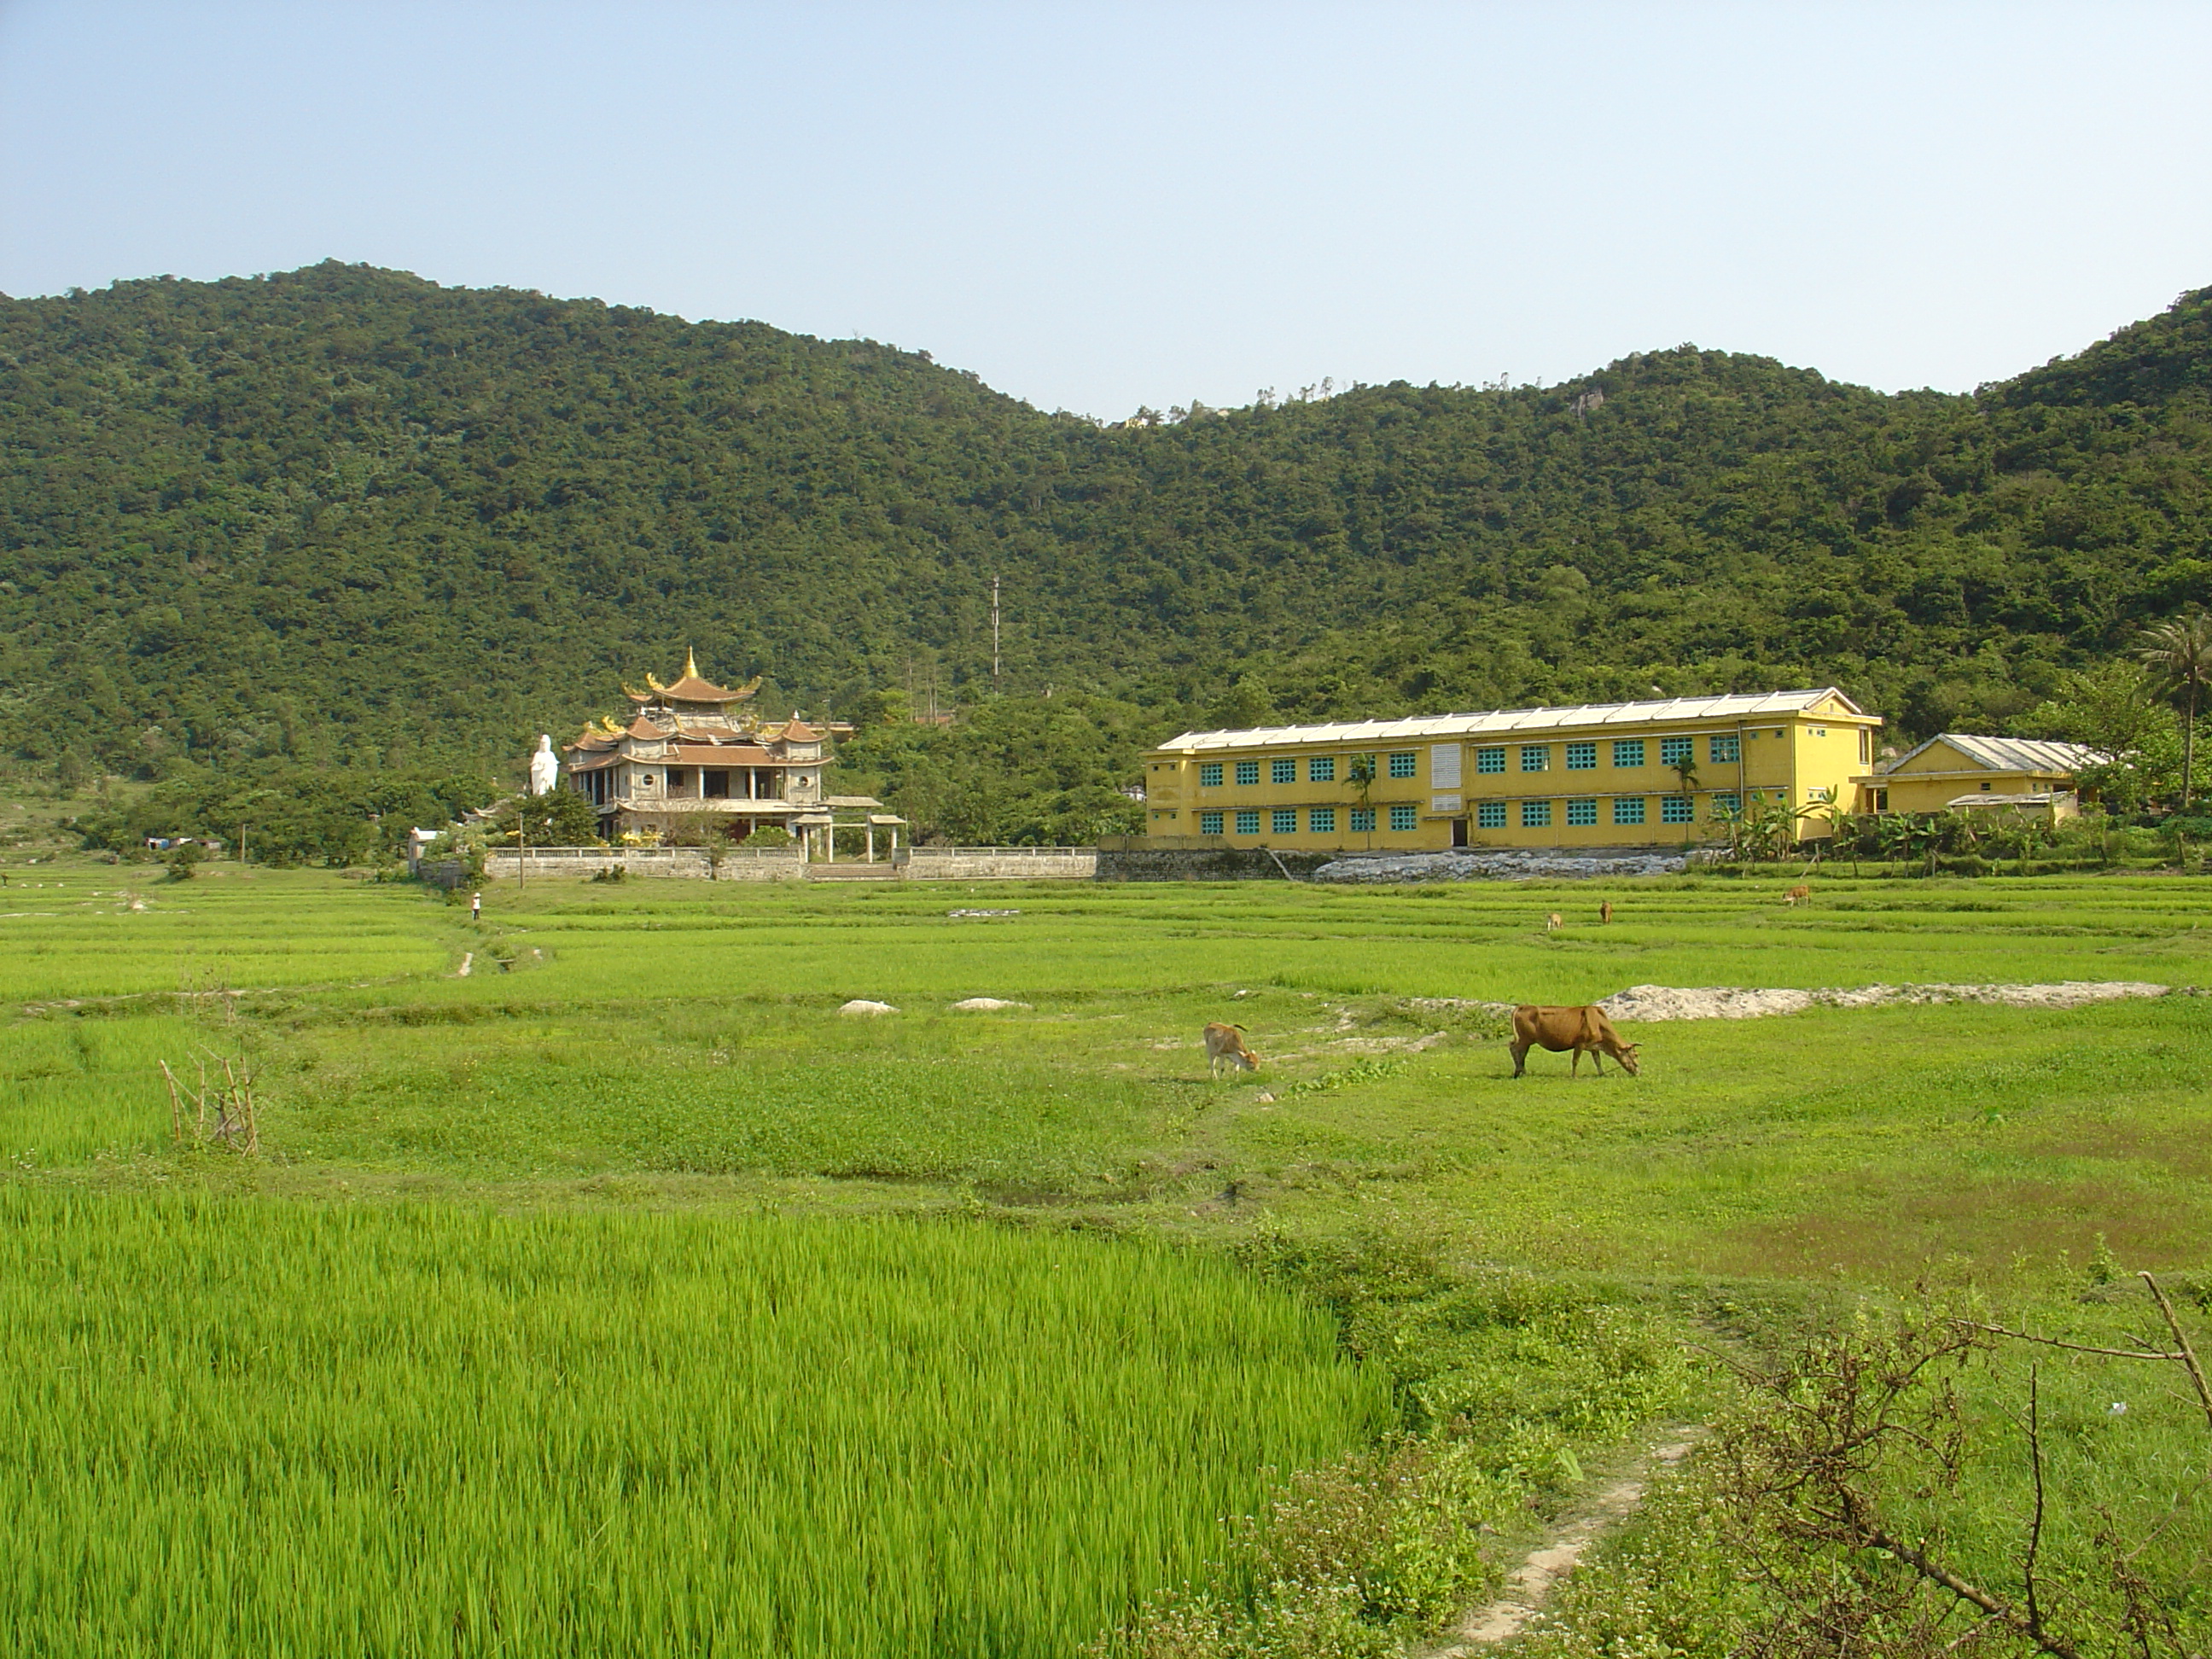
[683,645,701,680]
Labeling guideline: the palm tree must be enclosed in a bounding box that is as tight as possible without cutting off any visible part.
[1347,754,1377,849]
[1668,754,1701,847]
[2138,611,2212,812]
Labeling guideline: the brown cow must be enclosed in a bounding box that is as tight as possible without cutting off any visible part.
[1510,1004,1640,1078]
[1599,899,1614,924]
[1203,1022,1260,1079]
[1784,884,1811,907]
[1545,912,1563,933]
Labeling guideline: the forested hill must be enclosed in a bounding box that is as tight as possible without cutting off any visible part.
[2,260,2209,783]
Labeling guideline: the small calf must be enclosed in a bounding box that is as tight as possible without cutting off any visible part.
[1599,899,1614,924]
[1784,884,1812,907]
[1203,1022,1260,1079]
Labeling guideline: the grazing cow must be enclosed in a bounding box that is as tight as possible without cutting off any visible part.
[1510,1004,1641,1078]
[1599,899,1614,924]
[1545,912,1563,933]
[1784,884,1812,907]
[1203,1022,1260,1079]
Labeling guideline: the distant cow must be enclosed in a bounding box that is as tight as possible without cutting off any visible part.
[1784,884,1812,907]
[1510,1004,1641,1078]
[1599,899,1614,924]
[1545,912,1563,933]
[1203,1022,1260,1079]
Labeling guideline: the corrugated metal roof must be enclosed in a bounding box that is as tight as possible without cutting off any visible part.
[1151,688,1867,753]
[1887,734,2103,775]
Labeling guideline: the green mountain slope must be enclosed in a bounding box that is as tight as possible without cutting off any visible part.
[3,262,2209,790]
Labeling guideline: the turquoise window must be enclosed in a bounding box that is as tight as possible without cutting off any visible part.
[1564,742,1597,771]
[1611,740,1645,768]
[1661,796,1693,824]
[1308,756,1336,783]
[1476,747,1505,774]
[1199,762,1223,787]
[1388,752,1417,779]
[1308,806,1336,833]
[1272,758,1297,784]
[1272,808,1297,835]
[1235,760,1260,785]
[1199,811,1224,835]
[1709,792,1740,815]
[1660,736,1693,766]
[1476,800,1506,829]
[1566,800,1598,825]
[1388,805,1417,831]
[1522,800,1551,827]
[1235,810,1260,835]
[1520,745,1548,772]
[1708,735,1740,763]
[1348,807,1376,832]
[1612,797,1645,826]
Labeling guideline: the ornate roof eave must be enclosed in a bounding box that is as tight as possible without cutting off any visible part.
[625,649,760,705]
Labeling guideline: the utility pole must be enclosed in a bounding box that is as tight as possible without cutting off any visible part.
[991,575,1001,679]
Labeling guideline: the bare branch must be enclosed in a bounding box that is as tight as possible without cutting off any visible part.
[1956,1320,2180,1363]
[2138,1273,2212,1437]
[159,1061,183,1150]
[2023,1366,2047,1640]
[1859,1523,2084,1659]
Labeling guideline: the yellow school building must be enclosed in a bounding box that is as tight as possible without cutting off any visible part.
[1140,689,1882,851]
[1851,733,2101,817]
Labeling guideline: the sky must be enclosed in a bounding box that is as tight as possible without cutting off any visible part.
[3,1,2209,419]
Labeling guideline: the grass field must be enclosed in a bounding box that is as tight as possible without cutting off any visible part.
[1,1187,1385,1657]
[3,859,2208,1654]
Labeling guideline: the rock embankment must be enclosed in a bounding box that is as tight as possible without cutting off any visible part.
[1311,849,1689,883]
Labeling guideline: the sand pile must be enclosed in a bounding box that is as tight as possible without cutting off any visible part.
[1596,981,2177,1022]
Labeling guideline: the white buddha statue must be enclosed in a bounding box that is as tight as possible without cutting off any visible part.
[529,734,559,795]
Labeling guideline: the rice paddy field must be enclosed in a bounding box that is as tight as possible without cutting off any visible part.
[2,1188,1384,1656]
[3,858,2209,1654]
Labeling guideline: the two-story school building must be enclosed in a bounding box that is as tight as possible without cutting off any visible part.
[1139,689,1882,852]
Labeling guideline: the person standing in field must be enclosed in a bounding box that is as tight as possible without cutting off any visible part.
[471,892,481,923]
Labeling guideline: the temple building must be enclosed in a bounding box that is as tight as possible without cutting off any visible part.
[561,650,896,859]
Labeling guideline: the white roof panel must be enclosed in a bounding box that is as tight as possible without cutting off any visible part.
[1153,688,1866,754]
[1885,734,2104,776]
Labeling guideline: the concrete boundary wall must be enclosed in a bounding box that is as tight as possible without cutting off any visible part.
[903,847,1097,880]
[476,847,1097,882]
[485,847,806,882]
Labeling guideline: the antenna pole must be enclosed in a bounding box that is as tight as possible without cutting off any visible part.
[991,575,1001,678]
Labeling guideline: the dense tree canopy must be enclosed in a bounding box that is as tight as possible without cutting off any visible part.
[3,262,2209,841]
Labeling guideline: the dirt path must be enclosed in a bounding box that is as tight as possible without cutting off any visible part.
[1419,1430,1702,1654]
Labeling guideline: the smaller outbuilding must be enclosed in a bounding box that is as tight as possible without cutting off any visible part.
[1943,790,2082,823]
[1853,734,2101,815]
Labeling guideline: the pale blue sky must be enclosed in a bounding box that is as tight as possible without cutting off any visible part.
[3,2,2209,417]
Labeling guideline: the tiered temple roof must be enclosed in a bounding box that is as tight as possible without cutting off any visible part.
[622,648,763,707]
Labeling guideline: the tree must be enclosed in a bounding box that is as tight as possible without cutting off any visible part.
[2137,612,2212,811]
[1346,754,1377,848]
[2017,664,2187,815]
[490,789,602,847]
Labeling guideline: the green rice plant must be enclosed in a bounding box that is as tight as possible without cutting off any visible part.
[0,1190,1388,1657]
